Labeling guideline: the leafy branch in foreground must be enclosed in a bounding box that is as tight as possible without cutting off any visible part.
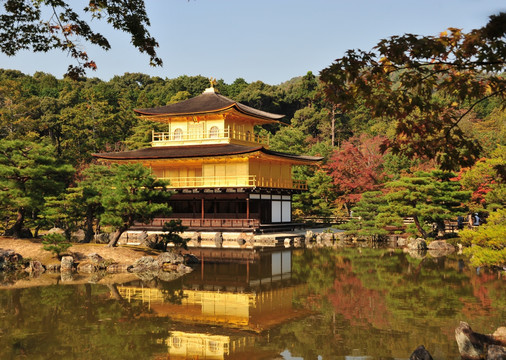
[320,12,506,170]
[0,0,162,79]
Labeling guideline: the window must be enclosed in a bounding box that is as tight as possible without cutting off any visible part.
[209,126,219,138]
[173,128,183,140]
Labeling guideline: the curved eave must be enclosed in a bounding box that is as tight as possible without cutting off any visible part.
[134,103,284,124]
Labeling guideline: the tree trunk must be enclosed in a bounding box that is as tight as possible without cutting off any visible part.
[84,206,95,243]
[12,208,25,238]
[107,226,127,247]
[413,215,427,238]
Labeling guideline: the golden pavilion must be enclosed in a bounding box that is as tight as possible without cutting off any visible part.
[93,81,321,232]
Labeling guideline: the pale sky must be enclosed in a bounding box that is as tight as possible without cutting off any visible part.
[0,0,504,84]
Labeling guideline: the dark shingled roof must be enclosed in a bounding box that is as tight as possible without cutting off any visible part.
[92,144,322,162]
[134,91,285,121]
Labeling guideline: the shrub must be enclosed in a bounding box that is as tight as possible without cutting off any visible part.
[42,233,72,259]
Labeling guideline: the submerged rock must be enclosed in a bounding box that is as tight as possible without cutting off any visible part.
[407,238,428,250]
[60,256,74,272]
[25,260,45,274]
[409,345,433,360]
[427,240,455,257]
[455,321,503,360]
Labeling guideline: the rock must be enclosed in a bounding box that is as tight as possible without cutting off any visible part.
[0,249,23,271]
[46,263,61,272]
[397,238,408,247]
[427,240,455,256]
[77,262,97,273]
[455,321,502,360]
[25,261,45,274]
[130,256,158,272]
[214,232,223,248]
[321,232,335,242]
[284,238,293,247]
[493,327,506,345]
[106,264,130,273]
[87,253,108,269]
[157,252,183,266]
[60,271,73,282]
[60,256,74,271]
[409,345,434,360]
[407,238,428,250]
[315,234,322,244]
[70,229,86,242]
[404,248,426,259]
[487,345,506,360]
[94,233,111,244]
[47,227,65,235]
[305,230,314,243]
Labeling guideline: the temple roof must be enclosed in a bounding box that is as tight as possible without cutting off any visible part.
[92,144,322,163]
[134,89,285,122]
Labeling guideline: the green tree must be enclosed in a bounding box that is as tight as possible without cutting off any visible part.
[0,140,74,237]
[42,233,71,259]
[379,171,470,238]
[320,13,506,170]
[0,0,162,79]
[97,163,171,247]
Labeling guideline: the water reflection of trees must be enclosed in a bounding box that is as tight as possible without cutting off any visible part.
[0,284,169,359]
[280,248,506,359]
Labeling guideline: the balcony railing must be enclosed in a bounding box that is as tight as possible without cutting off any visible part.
[158,175,307,190]
[152,127,269,146]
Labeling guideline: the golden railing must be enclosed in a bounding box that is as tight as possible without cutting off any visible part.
[159,175,307,190]
[152,128,269,146]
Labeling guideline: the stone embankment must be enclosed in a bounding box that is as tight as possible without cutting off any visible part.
[0,247,192,284]
[409,322,506,360]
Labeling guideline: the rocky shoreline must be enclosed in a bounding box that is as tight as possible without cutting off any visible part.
[410,323,506,360]
[0,247,193,285]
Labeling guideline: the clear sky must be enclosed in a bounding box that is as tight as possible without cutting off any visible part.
[0,0,504,84]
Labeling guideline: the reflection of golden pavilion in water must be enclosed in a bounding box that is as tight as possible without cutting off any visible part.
[116,249,304,359]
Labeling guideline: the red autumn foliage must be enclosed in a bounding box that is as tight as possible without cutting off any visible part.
[327,134,386,207]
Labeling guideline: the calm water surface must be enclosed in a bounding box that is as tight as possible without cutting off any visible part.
[0,247,504,360]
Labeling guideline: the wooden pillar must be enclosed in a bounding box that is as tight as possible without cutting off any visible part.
[246,198,250,219]
[201,198,204,220]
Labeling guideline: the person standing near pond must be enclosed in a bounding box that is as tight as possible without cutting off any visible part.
[457,215,464,230]
[473,213,481,226]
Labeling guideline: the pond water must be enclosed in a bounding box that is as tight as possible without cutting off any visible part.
[0,247,504,360]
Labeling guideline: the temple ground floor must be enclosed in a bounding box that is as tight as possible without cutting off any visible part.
[134,188,303,232]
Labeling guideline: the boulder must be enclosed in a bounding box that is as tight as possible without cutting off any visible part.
[87,253,108,269]
[106,264,131,273]
[237,233,248,246]
[409,345,433,360]
[427,240,455,257]
[455,321,502,360]
[77,262,97,273]
[407,238,428,250]
[60,256,74,271]
[25,260,45,274]
[321,232,335,242]
[60,271,73,282]
[492,327,506,345]
[46,263,61,272]
[305,230,314,243]
[0,249,23,271]
[130,256,158,272]
[94,233,111,244]
[397,238,408,247]
[488,345,506,360]
[71,229,86,243]
[156,251,184,266]
[47,227,65,235]
[214,232,223,248]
